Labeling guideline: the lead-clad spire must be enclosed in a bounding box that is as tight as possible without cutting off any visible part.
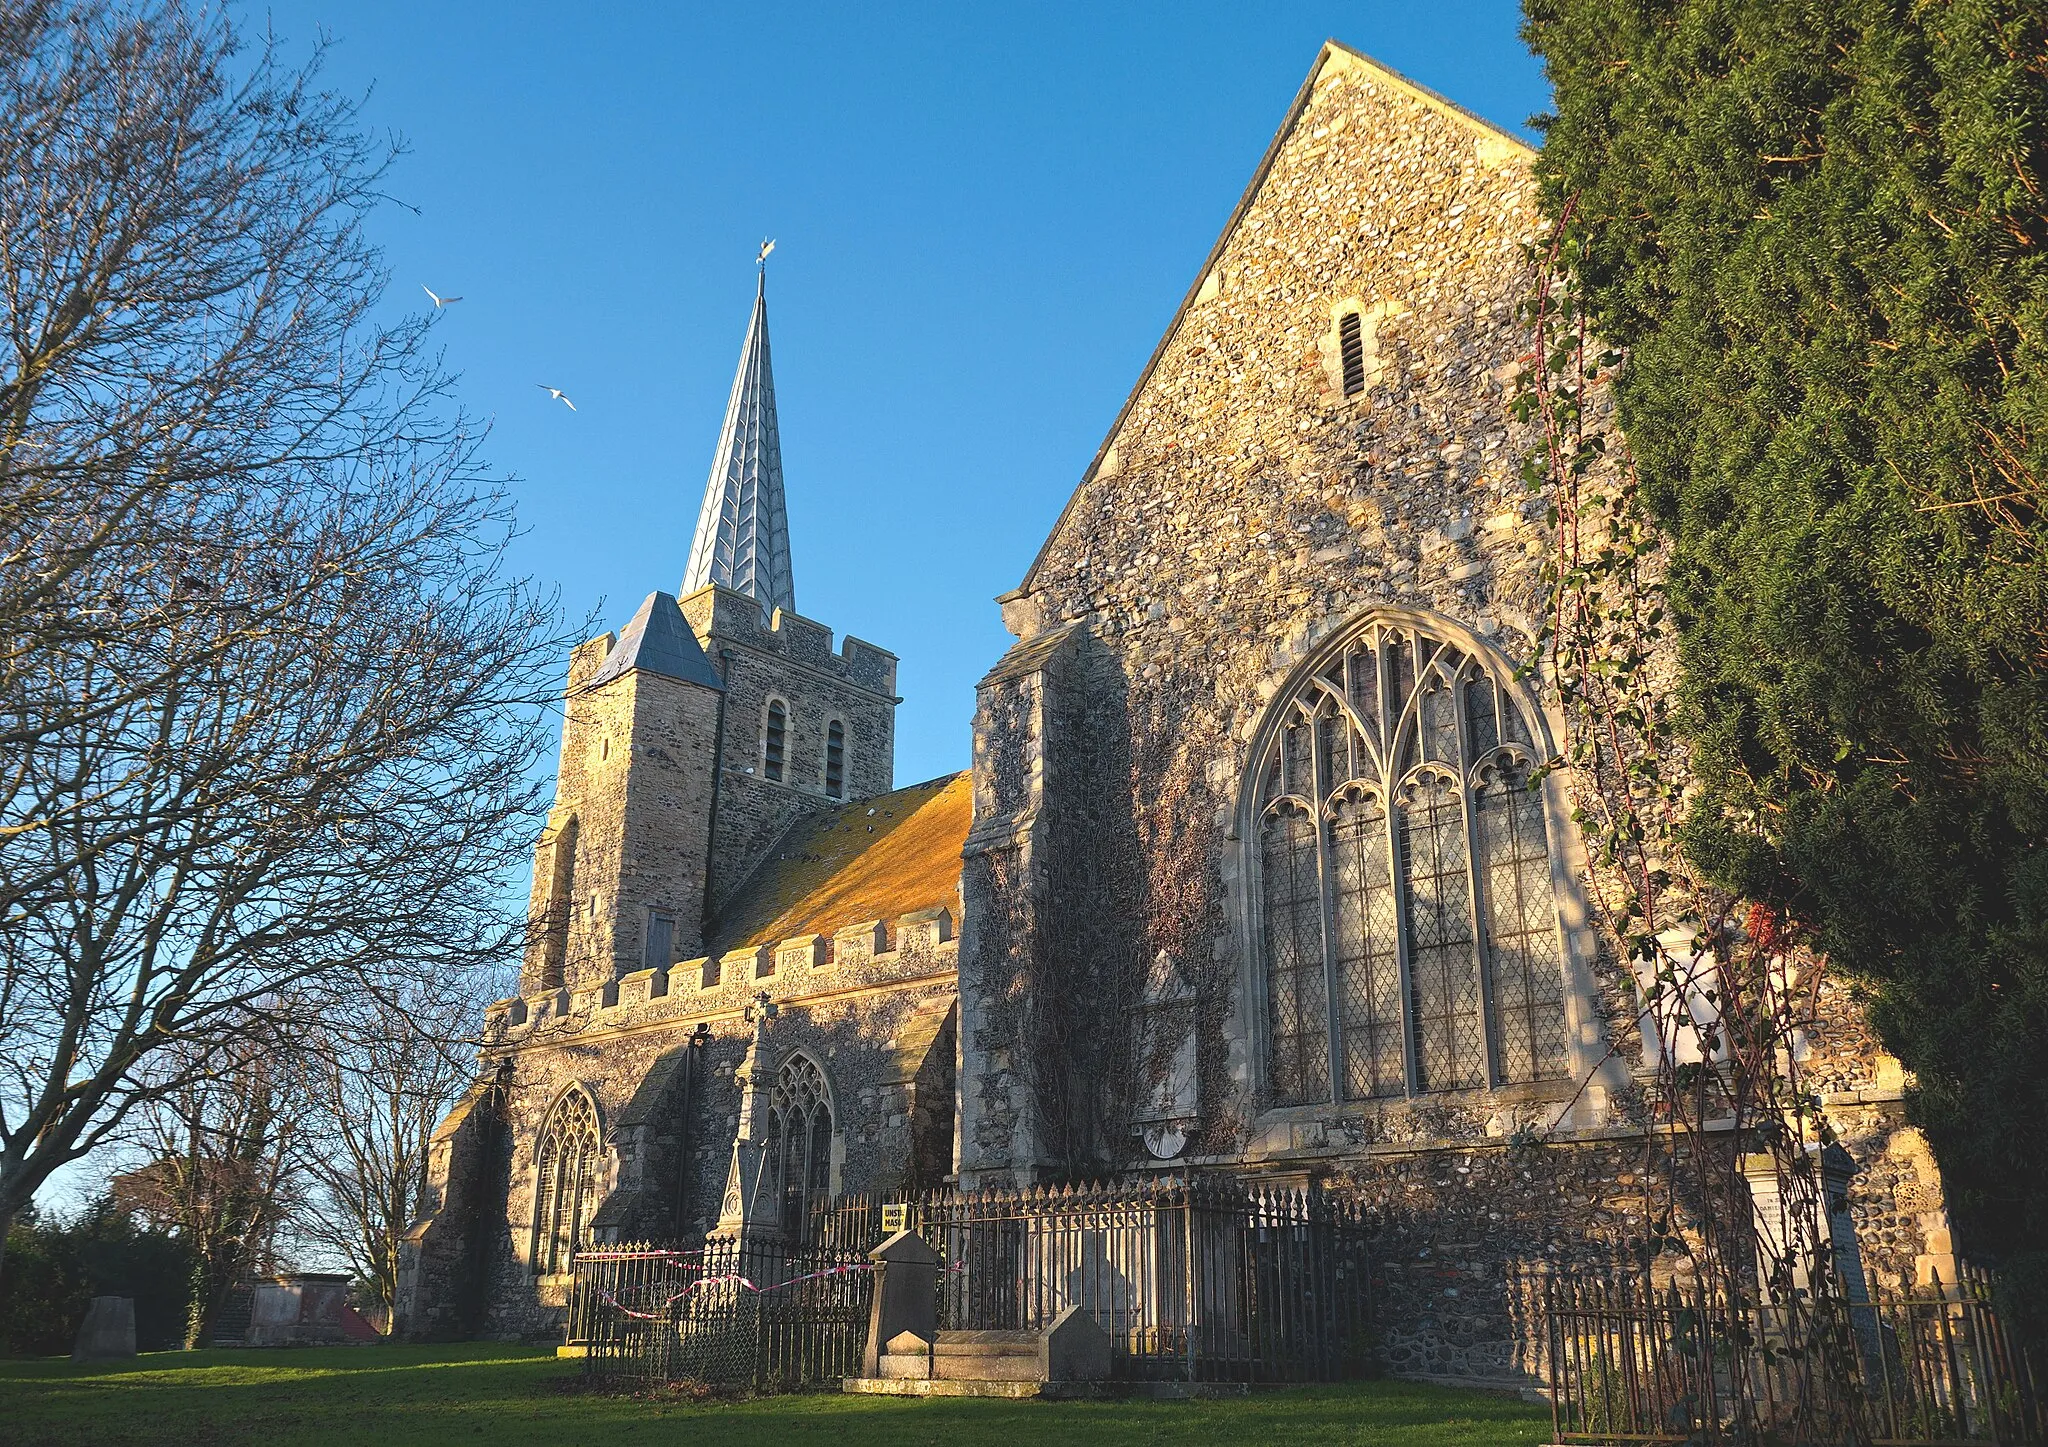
[682,264,796,620]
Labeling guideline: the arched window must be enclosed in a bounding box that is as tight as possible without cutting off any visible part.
[763,700,787,782]
[824,720,846,800]
[763,1053,834,1241]
[530,1088,602,1275]
[1248,614,1570,1106]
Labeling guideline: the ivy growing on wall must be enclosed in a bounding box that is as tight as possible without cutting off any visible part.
[1521,0,2048,1282]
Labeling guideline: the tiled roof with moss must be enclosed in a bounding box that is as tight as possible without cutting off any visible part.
[707,772,969,954]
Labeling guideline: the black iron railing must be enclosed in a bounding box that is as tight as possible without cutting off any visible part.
[573,1234,874,1389]
[1546,1267,2048,1444]
[573,1176,1374,1391]
[915,1176,1375,1383]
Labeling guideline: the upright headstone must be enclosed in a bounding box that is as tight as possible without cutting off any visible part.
[1041,1304,1111,1382]
[71,1297,136,1362]
[861,1230,939,1378]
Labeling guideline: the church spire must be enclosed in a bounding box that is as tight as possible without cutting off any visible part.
[682,257,796,619]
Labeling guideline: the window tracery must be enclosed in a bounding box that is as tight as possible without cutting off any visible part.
[1249,615,1571,1106]
[764,1053,834,1241]
[530,1088,601,1276]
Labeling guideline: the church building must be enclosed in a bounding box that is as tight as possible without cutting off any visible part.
[399,41,1954,1386]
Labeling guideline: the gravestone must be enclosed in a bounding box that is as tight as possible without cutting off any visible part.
[1041,1304,1111,1382]
[861,1230,939,1377]
[71,1297,136,1362]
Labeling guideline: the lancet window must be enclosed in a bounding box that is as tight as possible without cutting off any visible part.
[824,720,846,800]
[530,1088,601,1276]
[1339,311,1366,396]
[763,700,787,782]
[1251,615,1570,1107]
[765,1053,834,1241]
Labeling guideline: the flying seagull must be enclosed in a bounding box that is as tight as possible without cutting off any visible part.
[421,284,463,308]
[757,238,776,266]
[536,384,576,412]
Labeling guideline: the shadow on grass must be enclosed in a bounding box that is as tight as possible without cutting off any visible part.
[0,1345,1550,1447]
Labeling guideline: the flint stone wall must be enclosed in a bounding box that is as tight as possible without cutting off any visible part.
[962,46,1610,1186]
[1331,1140,1656,1385]
[519,648,722,995]
[680,585,898,916]
[476,970,957,1342]
[955,40,1950,1387]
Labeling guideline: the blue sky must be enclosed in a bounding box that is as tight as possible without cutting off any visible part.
[268,1,1550,786]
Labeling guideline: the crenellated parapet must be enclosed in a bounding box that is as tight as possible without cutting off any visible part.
[679,583,898,699]
[486,907,956,1042]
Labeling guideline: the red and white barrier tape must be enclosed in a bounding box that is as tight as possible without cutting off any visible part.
[592,1256,970,1320]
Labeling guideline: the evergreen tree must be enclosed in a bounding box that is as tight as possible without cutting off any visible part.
[0,1200,193,1355]
[1522,0,2048,1288]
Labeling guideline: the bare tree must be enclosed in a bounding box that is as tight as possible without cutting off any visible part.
[0,0,568,1288]
[294,974,489,1325]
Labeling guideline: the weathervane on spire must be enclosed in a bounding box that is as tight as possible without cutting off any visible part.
[757,237,775,268]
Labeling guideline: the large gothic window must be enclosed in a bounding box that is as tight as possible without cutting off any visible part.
[1251,616,1570,1106]
[530,1088,601,1275]
[765,1053,834,1241]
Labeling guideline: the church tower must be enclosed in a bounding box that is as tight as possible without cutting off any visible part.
[519,263,900,996]
[674,264,900,920]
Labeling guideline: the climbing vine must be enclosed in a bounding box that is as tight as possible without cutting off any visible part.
[1518,205,1871,1438]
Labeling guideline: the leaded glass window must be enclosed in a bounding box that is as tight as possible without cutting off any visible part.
[531,1088,601,1275]
[765,1053,835,1241]
[1262,800,1327,1105]
[1250,615,1572,1104]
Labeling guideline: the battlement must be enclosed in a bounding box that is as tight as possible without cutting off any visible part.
[566,630,616,691]
[678,583,898,698]
[485,906,955,1042]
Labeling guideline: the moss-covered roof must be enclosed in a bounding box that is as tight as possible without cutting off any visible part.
[707,772,969,955]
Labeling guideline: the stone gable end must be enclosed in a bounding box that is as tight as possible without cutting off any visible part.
[964,44,1559,1187]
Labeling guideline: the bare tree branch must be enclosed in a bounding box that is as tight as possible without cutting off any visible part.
[0,0,571,1287]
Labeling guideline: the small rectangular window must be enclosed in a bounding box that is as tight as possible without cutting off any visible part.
[825,721,845,800]
[764,701,786,782]
[1339,311,1366,396]
[645,910,674,971]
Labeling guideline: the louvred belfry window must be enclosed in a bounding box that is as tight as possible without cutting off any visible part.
[764,700,787,782]
[1339,311,1366,396]
[530,1089,602,1275]
[1251,615,1570,1106]
[824,720,845,800]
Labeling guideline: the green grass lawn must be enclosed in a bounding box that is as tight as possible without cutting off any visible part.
[0,1343,1553,1447]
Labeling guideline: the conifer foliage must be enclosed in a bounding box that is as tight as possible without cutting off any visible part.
[1522,0,2048,1277]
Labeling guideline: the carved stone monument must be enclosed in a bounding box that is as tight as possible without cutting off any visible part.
[709,992,787,1247]
[861,1229,940,1378]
